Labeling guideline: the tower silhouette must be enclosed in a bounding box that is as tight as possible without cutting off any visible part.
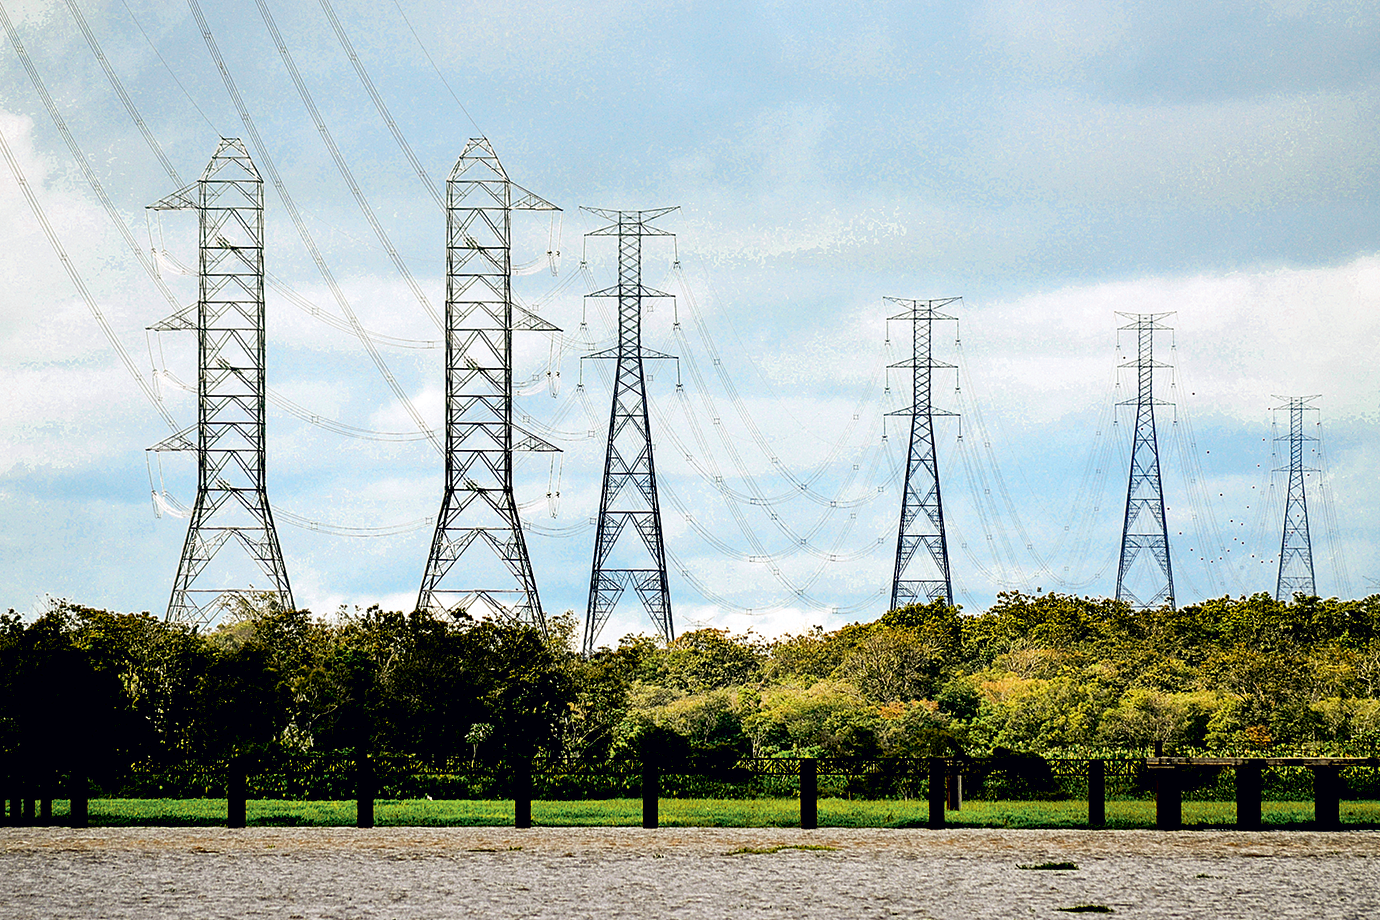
[581,207,677,653]
[887,297,959,610]
[149,139,293,626]
[1114,312,1175,610]
[1274,395,1320,600]
[417,138,559,627]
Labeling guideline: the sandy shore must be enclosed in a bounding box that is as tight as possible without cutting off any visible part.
[3,826,1378,918]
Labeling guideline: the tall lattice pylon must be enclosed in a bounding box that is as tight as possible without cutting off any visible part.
[887,297,960,610]
[1274,395,1320,600]
[148,138,293,627]
[417,139,559,628]
[581,207,678,654]
[1115,312,1175,610]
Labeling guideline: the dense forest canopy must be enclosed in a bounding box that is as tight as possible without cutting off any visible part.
[3,591,1379,780]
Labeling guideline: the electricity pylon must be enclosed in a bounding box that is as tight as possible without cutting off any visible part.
[581,207,678,654]
[417,138,559,628]
[1274,395,1320,600]
[148,138,293,627]
[1115,312,1175,610]
[887,297,959,610]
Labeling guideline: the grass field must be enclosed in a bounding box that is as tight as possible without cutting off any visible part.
[16,798,1380,828]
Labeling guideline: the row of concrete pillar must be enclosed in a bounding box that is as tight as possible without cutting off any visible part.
[1,774,88,827]
[0,758,1356,830]
[1148,761,1343,831]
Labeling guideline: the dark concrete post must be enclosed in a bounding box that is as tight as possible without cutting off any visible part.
[946,771,962,811]
[356,752,375,829]
[7,796,18,826]
[1088,759,1106,828]
[927,757,945,829]
[1154,766,1180,831]
[641,762,659,829]
[1236,760,1263,830]
[21,798,34,823]
[39,797,52,823]
[800,758,818,830]
[1313,765,1341,831]
[513,759,532,829]
[226,755,247,829]
[68,770,88,829]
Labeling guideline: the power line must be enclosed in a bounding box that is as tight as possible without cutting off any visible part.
[318,0,442,210]
[186,0,441,454]
[0,120,177,432]
[118,0,219,134]
[389,0,484,136]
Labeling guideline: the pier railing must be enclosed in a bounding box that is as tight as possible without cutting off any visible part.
[3,754,1378,830]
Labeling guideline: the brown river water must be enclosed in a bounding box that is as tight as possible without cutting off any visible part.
[3,826,1378,919]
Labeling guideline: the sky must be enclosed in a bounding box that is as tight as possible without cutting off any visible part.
[2,0,1379,645]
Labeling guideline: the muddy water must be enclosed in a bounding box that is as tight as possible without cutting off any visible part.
[3,827,1377,919]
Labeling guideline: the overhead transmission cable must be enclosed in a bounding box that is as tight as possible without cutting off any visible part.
[155,367,433,442]
[186,0,441,454]
[46,0,441,453]
[275,0,570,434]
[1164,350,1248,597]
[1315,414,1353,597]
[0,121,178,433]
[580,286,889,615]
[252,0,442,330]
[1,2,179,315]
[25,0,437,532]
[117,0,219,133]
[102,0,445,364]
[152,243,440,349]
[671,262,889,508]
[388,0,484,135]
[63,0,183,185]
[317,0,442,208]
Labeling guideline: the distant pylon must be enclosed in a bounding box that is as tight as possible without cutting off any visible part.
[1274,395,1320,600]
[417,138,559,628]
[148,138,293,627]
[581,207,678,654]
[887,297,960,610]
[1115,312,1175,610]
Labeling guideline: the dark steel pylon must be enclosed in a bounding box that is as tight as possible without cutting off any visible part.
[417,139,559,628]
[1274,395,1320,600]
[887,297,959,610]
[1115,312,1175,610]
[148,138,293,627]
[581,207,678,654]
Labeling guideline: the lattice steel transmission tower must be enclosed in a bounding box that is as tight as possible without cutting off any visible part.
[1115,312,1175,610]
[887,297,960,610]
[148,138,293,627]
[581,207,678,654]
[417,139,559,628]
[1274,395,1320,600]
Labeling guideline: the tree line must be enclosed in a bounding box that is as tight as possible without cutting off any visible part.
[3,591,1379,786]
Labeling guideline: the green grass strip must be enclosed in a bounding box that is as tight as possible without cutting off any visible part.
[33,798,1380,829]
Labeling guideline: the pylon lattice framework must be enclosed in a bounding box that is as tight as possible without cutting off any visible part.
[149,138,294,627]
[1275,395,1320,601]
[1115,312,1175,611]
[582,207,678,654]
[417,138,559,628]
[887,297,959,610]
